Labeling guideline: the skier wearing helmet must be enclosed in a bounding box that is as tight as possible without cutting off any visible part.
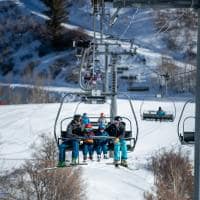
[82,123,95,161]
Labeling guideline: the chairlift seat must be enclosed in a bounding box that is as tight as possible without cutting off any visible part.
[81,96,106,104]
[181,131,194,144]
[117,67,129,71]
[128,86,149,92]
[90,121,100,128]
[143,111,174,121]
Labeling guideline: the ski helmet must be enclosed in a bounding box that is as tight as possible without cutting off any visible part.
[114,116,122,121]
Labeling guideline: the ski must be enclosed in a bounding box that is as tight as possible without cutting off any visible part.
[106,162,135,170]
[42,163,88,171]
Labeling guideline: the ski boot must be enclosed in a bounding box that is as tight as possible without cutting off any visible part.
[89,155,93,161]
[121,159,128,167]
[97,155,101,162]
[71,158,77,165]
[114,160,119,168]
[104,154,108,159]
[57,161,66,168]
[83,156,87,162]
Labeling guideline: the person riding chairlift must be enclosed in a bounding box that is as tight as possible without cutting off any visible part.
[106,116,128,167]
[82,123,95,161]
[58,114,82,167]
[98,112,107,127]
[95,124,109,161]
[156,107,166,117]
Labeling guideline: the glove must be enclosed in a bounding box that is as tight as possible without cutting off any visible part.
[80,140,83,145]
[114,138,119,144]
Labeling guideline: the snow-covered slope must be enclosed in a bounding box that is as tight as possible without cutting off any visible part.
[0,99,194,199]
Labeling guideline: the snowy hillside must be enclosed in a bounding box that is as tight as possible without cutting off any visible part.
[0,99,194,199]
[0,0,197,96]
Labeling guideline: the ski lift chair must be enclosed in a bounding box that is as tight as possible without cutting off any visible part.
[180,116,195,144]
[142,110,174,121]
[54,93,139,163]
[58,116,134,152]
[73,99,136,151]
[140,97,176,122]
[81,95,106,104]
[177,99,195,145]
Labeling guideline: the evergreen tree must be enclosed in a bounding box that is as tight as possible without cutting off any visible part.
[46,0,70,49]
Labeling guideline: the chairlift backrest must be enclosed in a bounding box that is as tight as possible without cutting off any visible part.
[177,99,195,144]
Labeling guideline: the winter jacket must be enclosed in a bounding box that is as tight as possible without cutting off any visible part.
[156,110,165,117]
[106,122,126,138]
[82,116,90,125]
[98,117,107,127]
[95,129,109,143]
[66,120,82,137]
[82,130,95,144]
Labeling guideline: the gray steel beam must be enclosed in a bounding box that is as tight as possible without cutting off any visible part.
[112,0,200,8]
[194,8,200,200]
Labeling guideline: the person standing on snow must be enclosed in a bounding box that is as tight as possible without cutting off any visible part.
[106,116,128,167]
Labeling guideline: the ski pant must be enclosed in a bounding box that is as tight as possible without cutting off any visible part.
[96,142,108,155]
[114,139,127,161]
[59,140,79,162]
[83,143,94,158]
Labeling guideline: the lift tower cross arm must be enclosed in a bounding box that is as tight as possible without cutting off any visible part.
[106,0,200,8]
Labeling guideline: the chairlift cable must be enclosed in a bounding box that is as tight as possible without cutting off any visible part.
[116,10,186,50]
[119,8,140,40]
[153,11,186,38]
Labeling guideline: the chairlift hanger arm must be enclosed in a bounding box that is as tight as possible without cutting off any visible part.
[119,93,139,151]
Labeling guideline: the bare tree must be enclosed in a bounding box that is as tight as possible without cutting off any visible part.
[0,134,86,200]
[144,148,193,200]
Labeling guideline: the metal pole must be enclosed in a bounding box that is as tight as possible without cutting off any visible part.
[194,8,200,200]
[104,43,109,93]
[110,54,117,120]
[100,0,104,43]
[93,7,96,75]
